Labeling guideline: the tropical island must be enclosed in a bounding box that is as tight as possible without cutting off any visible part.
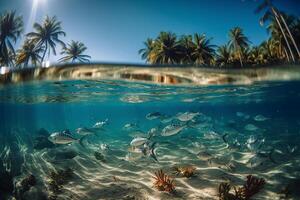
[0,0,299,69]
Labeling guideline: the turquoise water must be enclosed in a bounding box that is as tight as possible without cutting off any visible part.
[1,65,300,200]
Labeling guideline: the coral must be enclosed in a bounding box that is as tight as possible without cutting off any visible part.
[48,168,73,194]
[218,183,237,200]
[174,166,196,178]
[218,175,266,200]
[153,169,175,193]
[242,175,265,200]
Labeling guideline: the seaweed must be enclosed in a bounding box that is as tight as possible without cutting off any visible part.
[173,166,196,178]
[48,168,73,194]
[218,175,266,200]
[218,182,238,200]
[153,169,175,193]
[242,175,265,199]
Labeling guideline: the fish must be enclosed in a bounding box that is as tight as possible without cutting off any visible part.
[161,123,186,136]
[236,112,250,119]
[128,142,158,162]
[130,137,148,147]
[48,130,79,145]
[76,127,100,136]
[146,112,162,120]
[245,135,265,151]
[248,150,276,167]
[203,131,221,140]
[287,145,298,154]
[177,112,199,122]
[236,112,245,117]
[145,142,158,162]
[100,143,109,151]
[244,124,259,131]
[197,151,214,162]
[147,127,160,138]
[123,123,139,131]
[254,115,269,122]
[93,119,109,128]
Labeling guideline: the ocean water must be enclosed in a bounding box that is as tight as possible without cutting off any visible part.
[0,65,300,200]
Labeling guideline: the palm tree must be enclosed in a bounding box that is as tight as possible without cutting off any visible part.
[138,38,155,63]
[15,39,44,67]
[228,27,250,67]
[255,0,299,61]
[248,46,266,65]
[27,16,66,64]
[191,33,215,66]
[216,44,231,67]
[59,40,91,63]
[178,35,195,64]
[150,32,181,64]
[0,10,23,67]
[267,18,291,61]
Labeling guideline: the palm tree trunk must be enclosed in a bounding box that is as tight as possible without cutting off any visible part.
[283,47,290,62]
[238,50,243,67]
[279,13,300,59]
[271,7,295,63]
[41,42,48,64]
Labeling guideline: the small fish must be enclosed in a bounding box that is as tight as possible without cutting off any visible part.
[287,145,298,154]
[248,150,276,167]
[123,123,139,131]
[128,142,158,162]
[146,112,162,120]
[48,130,78,145]
[177,112,199,122]
[203,131,221,140]
[161,123,186,136]
[100,143,109,151]
[130,137,148,147]
[76,127,99,136]
[93,119,109,128]
[236,112,245,117]
[147,127,160,138]
[254,115,269,122]
[244,124,259,131]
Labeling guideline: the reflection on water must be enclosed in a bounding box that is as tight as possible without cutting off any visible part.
[0,65,300,199]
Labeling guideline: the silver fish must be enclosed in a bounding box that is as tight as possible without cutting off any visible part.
[177,112,199,122]
[146,112,162,120]
[161,123,186,136]
[244,124,259,131]
[100,143,109,151]
[203,131,221,140]
[130,137,148,147]
[76,127,99,136]
[123,123,139,131]
[93,119,109,128]
[254,115,269,122]
[48,130,78,145]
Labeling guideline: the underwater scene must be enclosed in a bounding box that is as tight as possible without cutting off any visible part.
[0,65,300,200]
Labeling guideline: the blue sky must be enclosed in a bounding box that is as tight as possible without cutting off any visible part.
[0,0,300,63]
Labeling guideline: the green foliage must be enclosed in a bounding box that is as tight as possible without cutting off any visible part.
[59,40,91,63]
